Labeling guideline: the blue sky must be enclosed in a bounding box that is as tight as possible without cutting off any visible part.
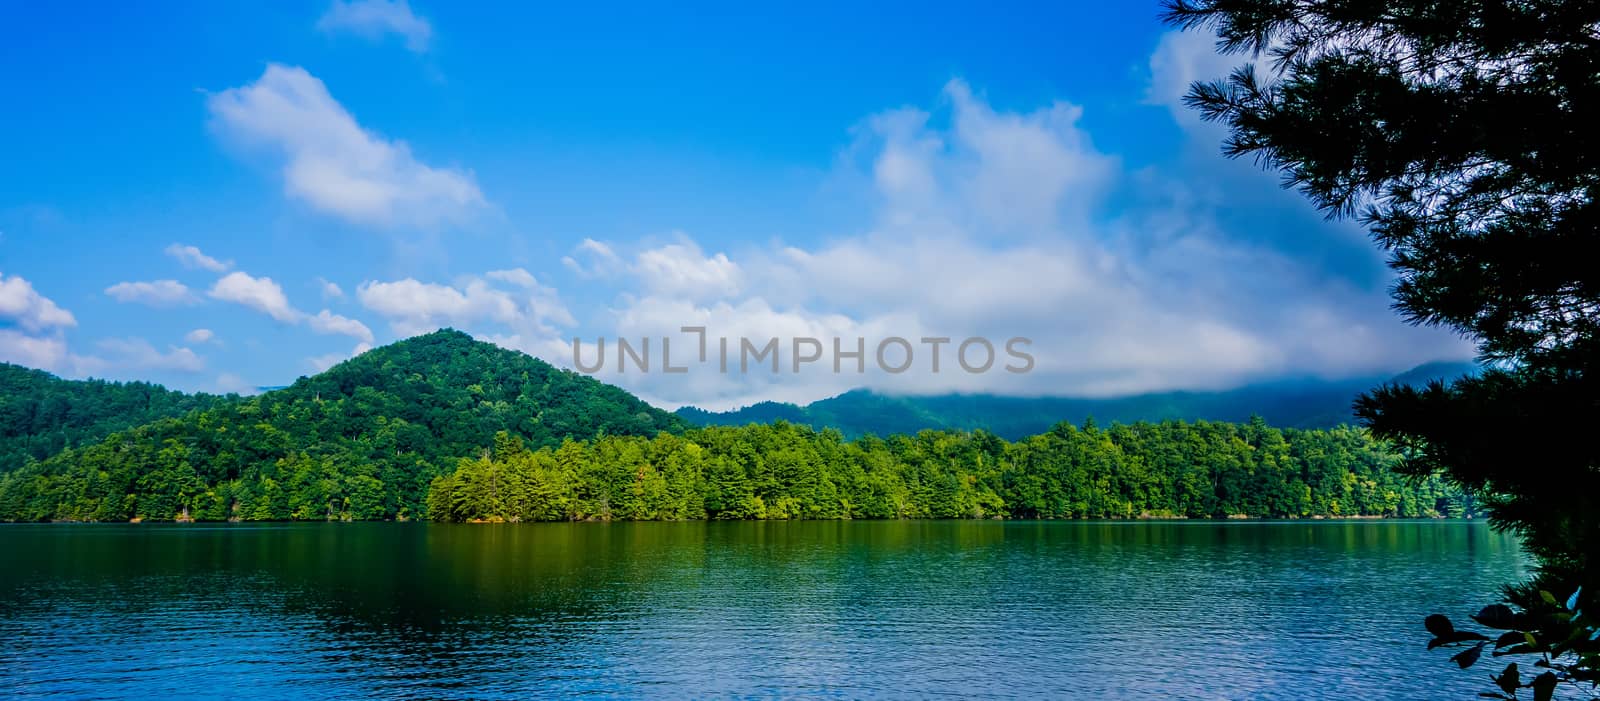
[0,0,1470,408]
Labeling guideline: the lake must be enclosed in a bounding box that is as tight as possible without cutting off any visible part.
[0,520,1524,699]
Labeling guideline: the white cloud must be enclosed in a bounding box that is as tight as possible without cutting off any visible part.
[308,309,375,344]
[1146,30,1245,119]
[318,277,344,299]
[209,271,300,323]
[164,243,232,272]
[0,275,95,377]
[633,240,742,302]
[185,328,217,344]
[554,78,1468,409]
[358,273,574,348]
[0,272,76,331]
[208,64,485,230]
[96,338,205,373]
[317,0,433,53]
[485,268,539,288]
[0,329,71,372]
[561,238,624,278]
[207,269,377,346]
[559,237,741,302]
[358,278,511,333]
[105,280,198,307]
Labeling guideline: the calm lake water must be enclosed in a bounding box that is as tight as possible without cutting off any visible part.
[0,520,1524,699]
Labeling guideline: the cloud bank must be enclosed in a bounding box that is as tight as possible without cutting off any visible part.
[532,77,1468,409]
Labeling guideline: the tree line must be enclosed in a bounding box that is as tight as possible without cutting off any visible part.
[426,418,1468,523]
[0,330,1468,524]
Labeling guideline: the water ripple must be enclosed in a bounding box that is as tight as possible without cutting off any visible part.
[0,521,1526,700]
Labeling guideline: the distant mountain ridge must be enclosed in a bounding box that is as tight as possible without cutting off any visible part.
[676,361,1481,439]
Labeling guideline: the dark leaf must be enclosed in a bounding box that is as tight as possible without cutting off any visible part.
[1496,631,1527,648]
[1475,605,1520,630]
[1430,630,1491,650]
[1495,662,1519,694]
[1532,671,1557,701]
[1453,642,1487,669]
[1427,614,1456,637]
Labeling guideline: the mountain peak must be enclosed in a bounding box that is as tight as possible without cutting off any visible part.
[4,331,685,519]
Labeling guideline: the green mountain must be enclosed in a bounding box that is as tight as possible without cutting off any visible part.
[0,329,685,522]
[676,361,1482,438]
[0,363,234,473]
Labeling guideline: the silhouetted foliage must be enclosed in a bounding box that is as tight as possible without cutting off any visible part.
[1425,587,1598,700]
[1163,0,1600,694]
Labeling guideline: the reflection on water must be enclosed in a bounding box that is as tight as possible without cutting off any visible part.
[0,521,1525,699]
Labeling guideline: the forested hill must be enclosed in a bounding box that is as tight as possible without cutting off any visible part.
[0,330,685,521]
[0,363,234,472]
[676,361,1481,438]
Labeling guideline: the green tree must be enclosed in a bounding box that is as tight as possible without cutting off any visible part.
[1163,0,1600,693]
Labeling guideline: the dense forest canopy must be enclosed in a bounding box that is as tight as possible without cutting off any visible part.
[0,363,234,472]
[0,330,685,521]
[427,420,1467,524]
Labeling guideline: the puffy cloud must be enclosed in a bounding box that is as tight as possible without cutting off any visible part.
[0,272,76,331]
[207,269,380,348]
[558,78,1468,409]
[208,64,485,230]
[358,273,574,347]
[185,328,217,344]
[164,243,231,272]
[0,275,83,375]
[318,278,344,299]
[633,240,742,302]
[358,278,511,332]
[316,0,433,53]
[96,338,205,373]
[1145,30,1246,123]
[944,80,1117,235]
[560,237,741,302]
[209,271,300,323]
[308,309,375,344]
[104,280,198,307]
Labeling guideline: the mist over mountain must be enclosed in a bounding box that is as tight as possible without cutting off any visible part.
[676,361,1481,438]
